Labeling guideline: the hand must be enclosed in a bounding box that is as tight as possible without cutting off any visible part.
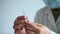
[26,22,51,34]
[13,16,28,34]
[13,16,51,34]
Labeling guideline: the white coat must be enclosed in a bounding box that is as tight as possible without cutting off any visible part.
[34,6,60,34]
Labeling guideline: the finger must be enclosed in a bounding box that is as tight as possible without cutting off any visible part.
[26,27,34,32]
[26,28,34,34]
[26,22,40,31]
[33,23,44,27]
[36,23,48,28]
[14,25,23,33]
[14,20,25,25]
[13,24,23,30]
[13,25,18,30]
[14,16,28,25]
[26,22,41,34]
[33,23,49,31]
[17,16,28,20]
[15,28,26,34]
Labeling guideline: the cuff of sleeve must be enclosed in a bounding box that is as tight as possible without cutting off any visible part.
[51,31,57,34]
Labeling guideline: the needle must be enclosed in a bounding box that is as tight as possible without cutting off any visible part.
[19,8,26,16]
[23,10,25,15]
[22,8,26,16]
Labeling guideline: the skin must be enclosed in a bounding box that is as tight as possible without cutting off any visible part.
[13,16,51,34]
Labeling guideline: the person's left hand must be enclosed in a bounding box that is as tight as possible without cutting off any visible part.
[13,16,28,34]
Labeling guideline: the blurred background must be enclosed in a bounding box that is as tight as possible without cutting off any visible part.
[0,0,45,34]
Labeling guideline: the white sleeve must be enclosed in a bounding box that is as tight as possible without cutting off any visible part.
[51,31,57,34]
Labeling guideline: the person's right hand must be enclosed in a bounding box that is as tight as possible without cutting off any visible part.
[26,22,51,34]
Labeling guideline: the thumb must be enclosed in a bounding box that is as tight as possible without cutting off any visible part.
[26,22,40,32]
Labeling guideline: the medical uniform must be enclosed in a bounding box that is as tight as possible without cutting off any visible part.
[34,6,60,34]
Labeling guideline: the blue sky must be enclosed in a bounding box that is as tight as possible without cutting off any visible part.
[0,0,45,34]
